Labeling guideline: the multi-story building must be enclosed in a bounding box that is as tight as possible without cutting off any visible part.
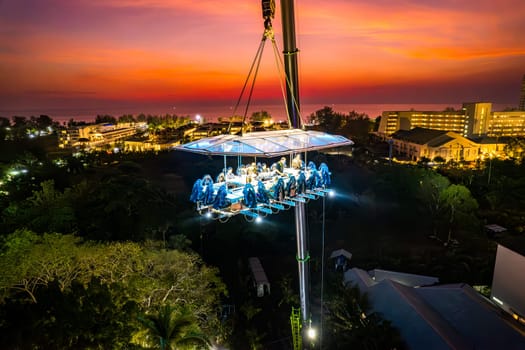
[58,122,145,148]
[58,127,80,148]
[378,102,525,138]
[463,102,492,137]
[488,111,525,137]
[379,109,467,136]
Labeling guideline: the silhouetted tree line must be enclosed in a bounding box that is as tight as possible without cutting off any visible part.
[0,115,57,141]
[307,106,376,143]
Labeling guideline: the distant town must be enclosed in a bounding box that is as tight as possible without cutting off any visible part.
[2,100,524,175]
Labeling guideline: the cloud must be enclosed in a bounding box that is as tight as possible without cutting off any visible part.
[0,0,524,112]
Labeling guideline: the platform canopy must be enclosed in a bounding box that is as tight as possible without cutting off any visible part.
[175,129,353,157]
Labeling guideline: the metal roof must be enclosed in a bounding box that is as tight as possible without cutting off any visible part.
[344,268,525,350]
[175,128,353,157]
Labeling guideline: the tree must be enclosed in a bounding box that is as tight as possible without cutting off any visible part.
[2,180,77,234]
[417,171,451,237]
[308,106,342,132]
[119,114,136,123]
[250,110,271,123]
[439,184,479,244]
[95,114,117,124]
[433,156,445,163]
[0,116,10,141]
[11,116,30,140]
[69,174,178,241]
[373,116,381,131]
[0,230,84,303]
[504,138,525,161]
[0,231,228,347]
[137,304,210,350]
[30,114,55,131]
[0,278,139,349]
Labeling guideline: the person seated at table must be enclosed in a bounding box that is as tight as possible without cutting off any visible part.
[292,154,304,169]
[225,167,235,180]
[237,164,246,176]
[247,162,258,176]
[275,157,286,175]
[216,172,225,183]
[257,163,271,181]
[246,175,257,185]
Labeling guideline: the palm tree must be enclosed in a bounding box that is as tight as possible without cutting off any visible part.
[138,304,210,350]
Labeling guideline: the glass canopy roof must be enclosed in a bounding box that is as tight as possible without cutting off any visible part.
[175,129,353,157]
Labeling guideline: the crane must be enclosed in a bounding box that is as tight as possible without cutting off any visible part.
[176,2,353,348]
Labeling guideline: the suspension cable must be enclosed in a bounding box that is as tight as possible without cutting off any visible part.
[228,34,267,134]
[271,37,304,128]
[271,38,292,129]
[241,38,266,131]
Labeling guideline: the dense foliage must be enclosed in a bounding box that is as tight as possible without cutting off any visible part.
[0,230,227,348]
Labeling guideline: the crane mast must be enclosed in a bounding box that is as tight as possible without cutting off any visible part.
[263,0,311,345]
[280,0,302,130]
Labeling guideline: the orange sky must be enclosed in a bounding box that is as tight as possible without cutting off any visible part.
[0,0,524,119]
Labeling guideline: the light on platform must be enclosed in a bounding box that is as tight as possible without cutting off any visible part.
[328,189,335,197]
[205,212,212,219]
[307,326,317,340]
[255,216,262,224]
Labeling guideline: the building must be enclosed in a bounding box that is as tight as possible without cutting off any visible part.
[491,244,525,325]
[58,127,80,148]
[389,128,484,162]
[344,267,525,349]
[378,102,525,138]
[379,109,467,136]
[58,122,145,149]
[488,110,525,137]
[329,249,353,272]
[389,128,507,162]
[463,102,492,137]
[248,257,270,297]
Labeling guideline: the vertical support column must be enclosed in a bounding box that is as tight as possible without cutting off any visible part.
[295,201,309,325]
[281,0,301,129]
[282,0,310,342]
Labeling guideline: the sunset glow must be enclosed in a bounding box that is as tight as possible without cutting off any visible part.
[1,0,524,119]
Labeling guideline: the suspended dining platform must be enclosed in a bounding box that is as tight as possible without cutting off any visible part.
[175,129,353,222]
